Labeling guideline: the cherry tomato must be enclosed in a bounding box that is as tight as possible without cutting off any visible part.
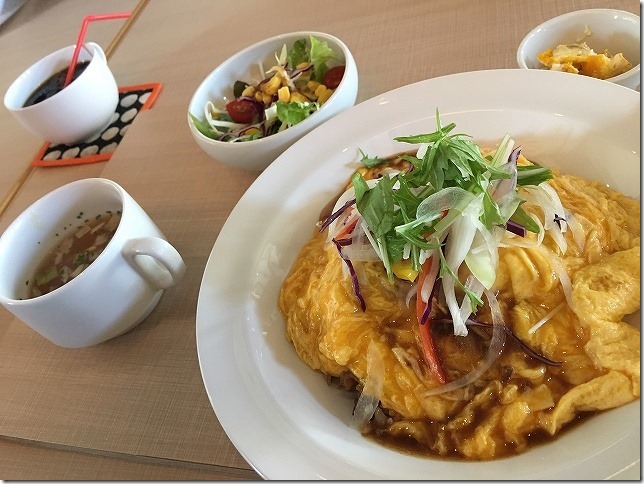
[226,99,260,124]
[322,65,345,89]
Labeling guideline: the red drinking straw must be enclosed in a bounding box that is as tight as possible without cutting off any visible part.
[63,12,132,87]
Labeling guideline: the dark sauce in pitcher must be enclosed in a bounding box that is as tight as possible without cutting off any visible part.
[23,61,90,107]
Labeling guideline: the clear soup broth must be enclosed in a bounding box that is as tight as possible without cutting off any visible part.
[27,210,121,298]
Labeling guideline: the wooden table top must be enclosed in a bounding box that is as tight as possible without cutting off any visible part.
[0,0,639,479]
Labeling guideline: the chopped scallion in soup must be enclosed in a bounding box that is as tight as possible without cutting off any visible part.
[28,211,121,298]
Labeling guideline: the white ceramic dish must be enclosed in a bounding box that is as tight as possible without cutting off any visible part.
[196,69,640,480]
[517,9,640,90]
[4,42,119,145]
[187,31,358,171]
[0,178,185,348]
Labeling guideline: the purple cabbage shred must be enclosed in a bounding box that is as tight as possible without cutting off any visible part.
[332,238,366,312]
[319,198,356,232]
[505,219,526,237]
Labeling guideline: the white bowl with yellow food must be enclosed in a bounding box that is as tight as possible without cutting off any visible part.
[188,31,358,171]
[517,9,640,90]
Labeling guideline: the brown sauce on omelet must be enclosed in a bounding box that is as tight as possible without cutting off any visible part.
[365,318,599,459]
[365,408,598,460]
[348,310,595,460]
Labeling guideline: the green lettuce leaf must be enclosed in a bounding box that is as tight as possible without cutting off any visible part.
[276,101,317,126]
[309,35,336,81]
[189,113,217,140]
[287,39,308,68]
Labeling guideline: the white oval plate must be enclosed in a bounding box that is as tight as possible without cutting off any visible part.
[196,69,640,480]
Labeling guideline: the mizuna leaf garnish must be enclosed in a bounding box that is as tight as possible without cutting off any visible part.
[327,111,568,338]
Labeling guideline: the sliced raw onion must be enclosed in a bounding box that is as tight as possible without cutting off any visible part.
[342,240,381,262]
[392,346,427,382]
[419,254,440,325]
[351,341,385,428]
[528,301,566,334]
[408,187,476,234]
[508,146,521,165]
[289,63,313,79]
[418,248,432,265]
[464,219,502,290]
[442,200,482,336]
[360,220,384,262]
[491,154,519,201]
[405,282,417,308]
[539,247,573,307]
[564,209,585,251]
[458,276,485,324]
[521,184,568,254]
[422,290,506,396]
[329,209,361,241]
[419,250,439,303]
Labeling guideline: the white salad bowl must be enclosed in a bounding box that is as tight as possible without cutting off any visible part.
[187,31,358,171]
[517,9,640,90]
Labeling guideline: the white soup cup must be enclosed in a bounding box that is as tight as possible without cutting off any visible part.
[0,178,186,348]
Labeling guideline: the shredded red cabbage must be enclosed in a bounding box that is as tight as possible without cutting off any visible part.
[289,64,314,78]
[319,198,356,232]
[505,219,527,237]
[332,238,366,312]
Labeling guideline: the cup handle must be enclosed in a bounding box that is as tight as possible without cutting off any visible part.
[122,237,186,290]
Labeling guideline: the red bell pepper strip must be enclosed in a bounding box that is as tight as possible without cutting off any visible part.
[334,217,358,240]
[416,256,447,385]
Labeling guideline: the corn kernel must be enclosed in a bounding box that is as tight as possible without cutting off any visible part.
[317,88,333,105]
[254,91,264,102]
[263,75,282,95]
[262,93,272,105]
[314,84,327,98]
[277,86,290,103]
[392,259,418,282]
[244,127,261,138]
[290,92,309,103]
[296,62,310,69]
[241,85,255,97]
[307,80,321,92]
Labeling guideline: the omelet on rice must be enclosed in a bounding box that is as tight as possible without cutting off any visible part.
[278,150,640,460]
